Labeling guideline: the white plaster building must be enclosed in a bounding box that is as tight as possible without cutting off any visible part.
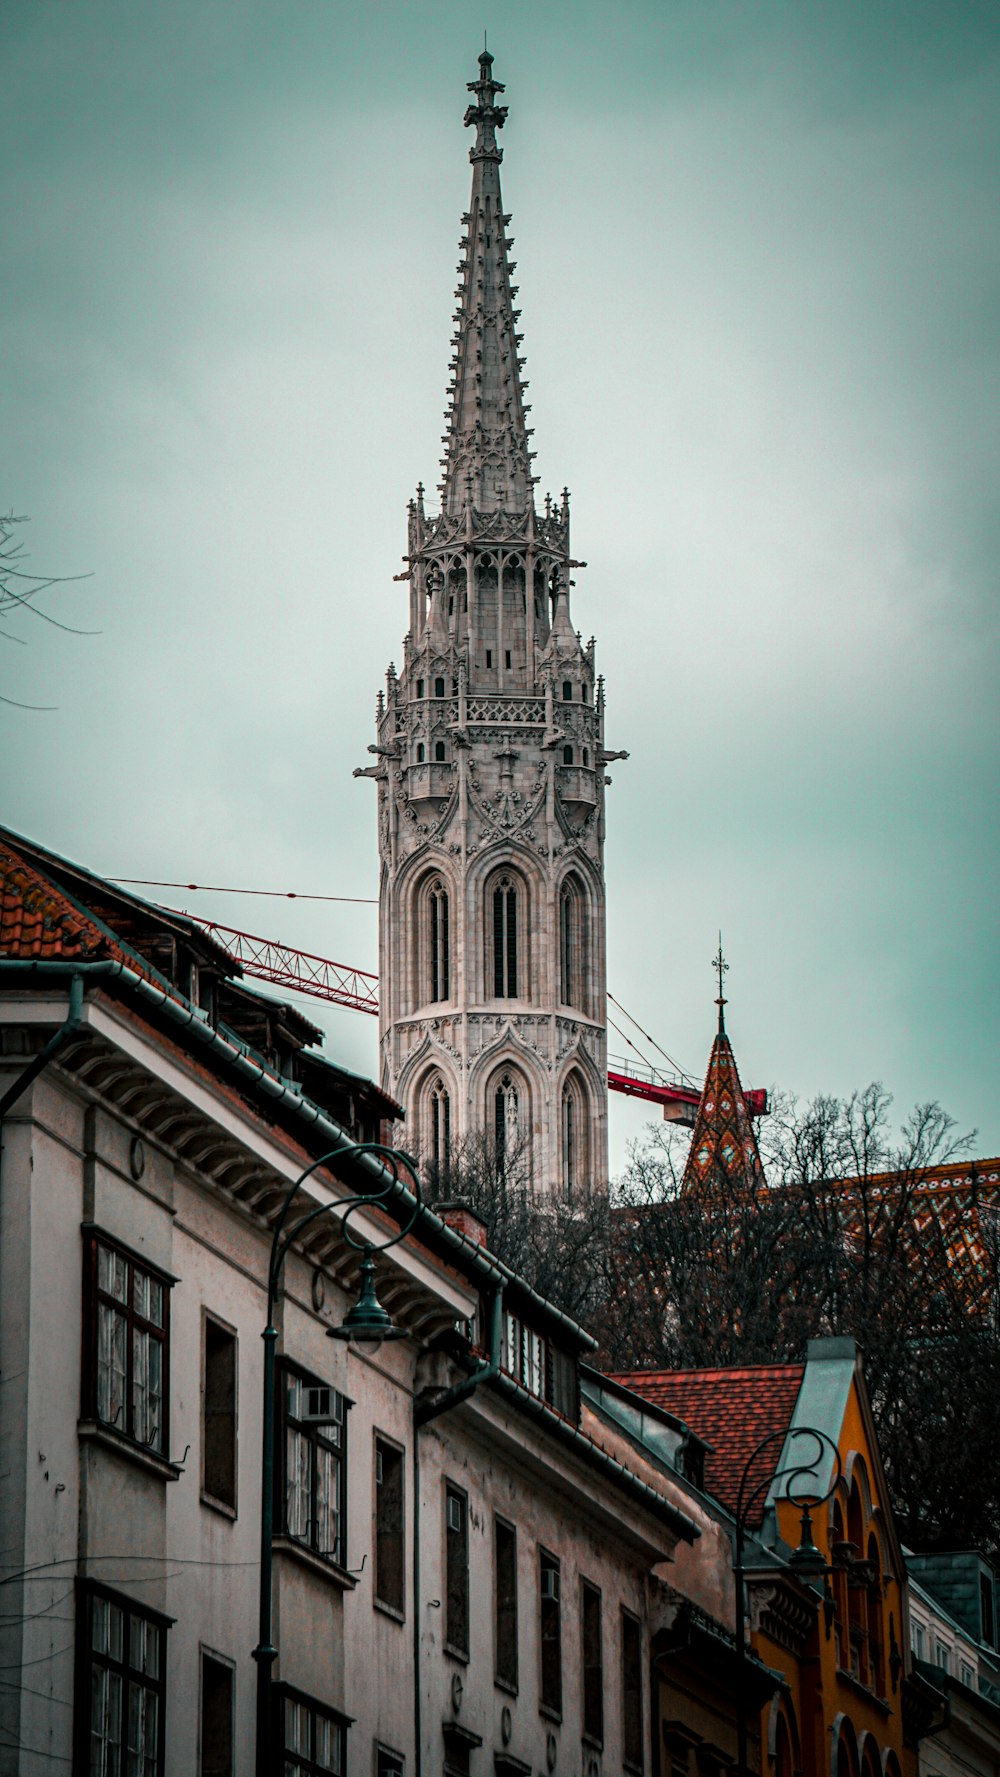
[360,51,625,1200]
[0,826,735,1777]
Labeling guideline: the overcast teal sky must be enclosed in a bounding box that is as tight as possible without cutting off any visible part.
[3,0,998,1170]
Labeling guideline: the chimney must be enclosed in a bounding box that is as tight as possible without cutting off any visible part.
[435,1201,489,1248]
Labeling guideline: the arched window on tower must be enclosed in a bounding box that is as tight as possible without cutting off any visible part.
[562,745,573,765]
[494,1072,519,1174]
[561,1072,589,1198]
[559,877,588,1011]
[492,876,519,998]
[428,1074,451,1181]
[434,740,446,762]
[427,878,450,1002]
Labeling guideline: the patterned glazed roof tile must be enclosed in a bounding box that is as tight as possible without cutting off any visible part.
[612,1363,805,1521]
[683,1026,765,1194]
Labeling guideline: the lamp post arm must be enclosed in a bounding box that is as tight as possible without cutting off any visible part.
[265,1141,421,1317]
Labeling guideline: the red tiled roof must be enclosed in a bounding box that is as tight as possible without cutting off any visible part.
[0,840,148,979]
[612,1363,805,1521]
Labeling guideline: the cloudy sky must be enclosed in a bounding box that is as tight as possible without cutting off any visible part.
[3,0,998,1172]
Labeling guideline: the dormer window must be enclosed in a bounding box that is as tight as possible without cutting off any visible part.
[502,1310,578,1420]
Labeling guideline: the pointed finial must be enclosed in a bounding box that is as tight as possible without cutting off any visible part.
[712,934,729,1034]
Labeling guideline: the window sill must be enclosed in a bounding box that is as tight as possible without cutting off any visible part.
[835,1666,892,1714]
[539,1703,563,1725]
[443,1642,470,1666]
[494,1674,519,1698]
[582,1732,604,1751]
[200,1490,238,1522]
[373,1597,406,1625]
[271,1536,358,1590]
[78,1420,182,1482]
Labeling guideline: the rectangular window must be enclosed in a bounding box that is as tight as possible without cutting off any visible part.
[278,1367,348,1567]
[936,1641,950,1672]
[200,1651,233,1777]
[581,1580,603,1745]
[494,1518,518,1692]
[960,1660,975,1688]
[77,1582,168,1777]
[84,1234,171,1456]
[505,650,512,668]
[376,1748,405,1777]
[202,1317,237,1510]
[539,1549,562,1716]
[622,1608,643,1770]
[445,1484,469,1657]
[375,1437,405,1615]
[277,1685,347,1775]
[912,1620,925,1659]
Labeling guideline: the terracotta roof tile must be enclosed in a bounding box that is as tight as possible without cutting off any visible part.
[0,840,149,979]
[611,1363,805,1521]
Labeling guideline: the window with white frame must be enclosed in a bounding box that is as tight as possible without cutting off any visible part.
[278,1367,348,1567]
[78,1583,168,1777]
[85,1234,171,1457]
[277,1685,348,1775]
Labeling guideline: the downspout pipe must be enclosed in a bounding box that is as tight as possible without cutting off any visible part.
[413,1283,504,1429]
[411,1284,504,1777]
[0,972,84,1124]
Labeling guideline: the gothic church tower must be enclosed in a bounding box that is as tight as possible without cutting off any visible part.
[360,52,624,1197]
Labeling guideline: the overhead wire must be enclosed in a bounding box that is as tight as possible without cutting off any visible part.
[109,878,377,904]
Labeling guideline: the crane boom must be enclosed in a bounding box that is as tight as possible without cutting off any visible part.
[187,916,766,1122]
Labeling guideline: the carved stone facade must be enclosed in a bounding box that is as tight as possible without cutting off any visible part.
[359,52,624,1197]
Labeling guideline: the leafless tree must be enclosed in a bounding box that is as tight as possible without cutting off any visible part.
[1,512,93,708]
[604,1087,1000,1552]
[424,1130,610,1328]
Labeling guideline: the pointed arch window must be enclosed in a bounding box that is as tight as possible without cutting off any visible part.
[559,878,588,1011]
[428,879,450,1002]
[429,1075,451,1180]
[434,740,446,763]
[561,1072,589,1198]
[492,877,518,998]
[562,745,573,765]
[494,1073,519,1171]
[416,743,425,764]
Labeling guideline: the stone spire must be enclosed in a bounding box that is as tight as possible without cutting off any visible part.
[439,49,534,518]
[682,951,765,1193]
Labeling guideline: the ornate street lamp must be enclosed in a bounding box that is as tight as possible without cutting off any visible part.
[733,1425,842,1777]
[253,1140,420,1777]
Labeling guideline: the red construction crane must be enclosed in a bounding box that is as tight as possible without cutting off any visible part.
[188,916,767,1125]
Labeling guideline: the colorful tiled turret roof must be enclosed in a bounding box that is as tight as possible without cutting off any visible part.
[682,949,765,1194]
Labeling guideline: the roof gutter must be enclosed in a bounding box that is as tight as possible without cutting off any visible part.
[491,1370,701,1546]
[0,960,595,1348]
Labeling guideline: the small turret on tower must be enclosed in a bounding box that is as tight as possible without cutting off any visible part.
[682,943,765,1194]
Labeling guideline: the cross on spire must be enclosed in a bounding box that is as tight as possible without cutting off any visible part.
[713,934,729,1034]
[438,50,534,518]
